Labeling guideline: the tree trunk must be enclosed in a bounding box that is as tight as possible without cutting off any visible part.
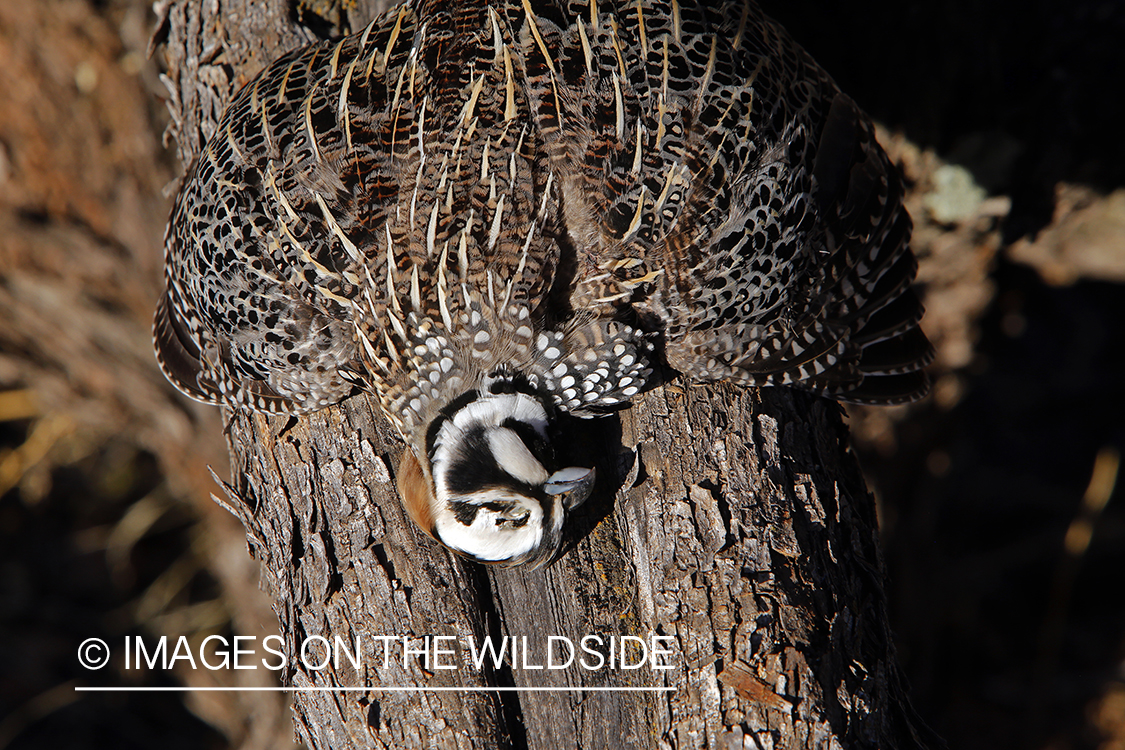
[156,1,942,747]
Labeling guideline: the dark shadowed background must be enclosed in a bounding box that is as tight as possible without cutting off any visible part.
[1,1,1123,748]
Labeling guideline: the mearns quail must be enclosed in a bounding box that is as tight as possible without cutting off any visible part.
[155,0,934,567]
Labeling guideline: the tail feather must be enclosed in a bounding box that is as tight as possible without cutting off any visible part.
[153,290,218,405]
[856,326,934,375]
[852,289,925,347]
[840,369,931,405]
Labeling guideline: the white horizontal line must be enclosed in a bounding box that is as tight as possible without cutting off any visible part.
[75,686,674,693]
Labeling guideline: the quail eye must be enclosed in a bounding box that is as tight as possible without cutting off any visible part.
[495,507,530,528]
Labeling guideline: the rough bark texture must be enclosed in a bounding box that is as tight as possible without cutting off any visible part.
[220,379,941,749]
[158,1,941,747]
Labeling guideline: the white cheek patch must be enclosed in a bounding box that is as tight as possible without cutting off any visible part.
[434,491,545,562]
[487,427,549,486]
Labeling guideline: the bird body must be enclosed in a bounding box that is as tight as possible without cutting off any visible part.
[156,0,932,565]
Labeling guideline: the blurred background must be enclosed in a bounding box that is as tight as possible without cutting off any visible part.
[1,0,1122,748]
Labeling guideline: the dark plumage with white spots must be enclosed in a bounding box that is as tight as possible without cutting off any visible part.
[156,0,933,566]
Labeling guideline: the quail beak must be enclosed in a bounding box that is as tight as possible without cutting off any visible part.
[543,466,596,510]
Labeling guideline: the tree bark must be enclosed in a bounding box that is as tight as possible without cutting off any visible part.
[157,1,942,747]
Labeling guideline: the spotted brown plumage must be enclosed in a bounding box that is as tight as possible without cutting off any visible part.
[155,0,933,566]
